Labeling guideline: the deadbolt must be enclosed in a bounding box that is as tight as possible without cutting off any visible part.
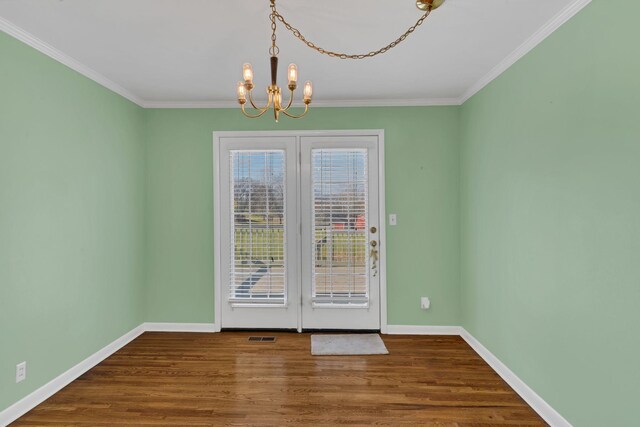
[370,226,377,234]
[370,240,377,247]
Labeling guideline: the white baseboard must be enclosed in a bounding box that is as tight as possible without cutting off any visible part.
[385,325,463,335]
[1,323,569,427]
[0,322,220,425]
[143,322,219,333]
[385,325,571,426]
[0,324,145,426]
[460,328,572,427]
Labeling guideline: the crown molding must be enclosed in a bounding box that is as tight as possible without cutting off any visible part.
[458,0,592,104]
[314,97,460,107]
[140,97,461,109]
[1,0,591,109]
[0,15,145,107]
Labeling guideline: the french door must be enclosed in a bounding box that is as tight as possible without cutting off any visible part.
[215,131,383,331]
[217,136,299,329]
[300,136,380,329]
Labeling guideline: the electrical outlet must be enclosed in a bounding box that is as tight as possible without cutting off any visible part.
[16,361,26,383]
[420,297,431,310]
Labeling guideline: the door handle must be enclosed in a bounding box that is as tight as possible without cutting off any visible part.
[369,240,378,277]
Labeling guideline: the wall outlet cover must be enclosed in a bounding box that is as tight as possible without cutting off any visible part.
[16,361,27,383]
[421,297,431,310]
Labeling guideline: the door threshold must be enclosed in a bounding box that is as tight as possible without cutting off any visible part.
[220,328,381,334]
[220,328,298,333]
[302,329,381,334]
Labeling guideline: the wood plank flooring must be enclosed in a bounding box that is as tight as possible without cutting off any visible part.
[12,332,547,426]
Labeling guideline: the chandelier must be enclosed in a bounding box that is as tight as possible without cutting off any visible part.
[236,0,446,122]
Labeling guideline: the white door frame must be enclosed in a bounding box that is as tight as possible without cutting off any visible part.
[213,130,387,333]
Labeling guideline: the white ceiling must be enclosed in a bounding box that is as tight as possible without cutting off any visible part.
[0,0,589,107]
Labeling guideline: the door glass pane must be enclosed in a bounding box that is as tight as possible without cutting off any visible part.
[230,150,286,303]
[312,149,368,305]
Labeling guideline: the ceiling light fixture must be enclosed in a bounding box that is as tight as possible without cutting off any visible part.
[237,0,446,122]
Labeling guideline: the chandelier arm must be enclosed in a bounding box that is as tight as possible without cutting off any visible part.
[241,103,271,119]
[247,89,261,110]
[281,88,295,112]
[280,103,309,119]
[271,6,432,60]
[247,89,272,111]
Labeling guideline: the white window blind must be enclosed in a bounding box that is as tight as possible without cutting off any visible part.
[229,150,286,304]
[311,149,369,305]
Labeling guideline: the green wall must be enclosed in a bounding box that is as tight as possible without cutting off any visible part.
[1,27,461,415]
[145,107,461,326]
[460,1,640,426]
[0,32,146,410]
[4,0,639,423]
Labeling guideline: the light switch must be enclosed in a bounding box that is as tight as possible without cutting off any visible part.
[389,214,397,226]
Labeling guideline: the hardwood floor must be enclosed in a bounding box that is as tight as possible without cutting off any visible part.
[12,332,546,426]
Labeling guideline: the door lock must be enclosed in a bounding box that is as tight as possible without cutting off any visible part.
[370,226,377,234]
[370,240,377,247]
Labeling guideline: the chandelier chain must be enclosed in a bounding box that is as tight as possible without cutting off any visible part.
[270,1,432,60]
[269,0,279,56]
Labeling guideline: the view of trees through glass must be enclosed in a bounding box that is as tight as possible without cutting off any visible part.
[231,151,286,300]
[229,149,369,301]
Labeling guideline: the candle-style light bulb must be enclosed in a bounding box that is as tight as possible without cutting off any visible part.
[303,80,313,103]
[288,63,298,84]
[242,63,254,84]
[236,81,247,103]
